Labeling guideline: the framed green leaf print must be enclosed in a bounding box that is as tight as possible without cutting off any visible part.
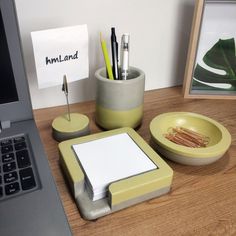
[183,0,236,99]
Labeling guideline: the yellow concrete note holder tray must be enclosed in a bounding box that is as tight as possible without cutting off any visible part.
[59,127,173,220]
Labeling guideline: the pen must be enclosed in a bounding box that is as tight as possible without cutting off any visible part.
[111,27,119,80]
[120,33,130,80]
[100,32,114,80]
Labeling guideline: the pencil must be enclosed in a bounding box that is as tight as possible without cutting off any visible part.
[100,32,114,80]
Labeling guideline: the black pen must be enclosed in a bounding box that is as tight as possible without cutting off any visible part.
[111,27,119,80]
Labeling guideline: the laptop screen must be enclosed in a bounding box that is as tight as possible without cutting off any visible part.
[0,0,32,123]
[0,8,19,105]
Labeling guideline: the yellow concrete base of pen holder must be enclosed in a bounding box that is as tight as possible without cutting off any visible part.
[52,113,90,142]
[95,67,145,130]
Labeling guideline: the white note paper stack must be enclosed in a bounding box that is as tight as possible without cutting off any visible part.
[73,133,157,201]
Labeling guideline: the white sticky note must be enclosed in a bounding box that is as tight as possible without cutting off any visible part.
[73,133,157,201]
[31,24,89,89]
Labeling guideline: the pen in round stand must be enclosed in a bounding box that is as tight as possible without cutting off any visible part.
[52,75,90,142]
[100,32,114,80]
[111,27,119,80]
[120,33,130,80]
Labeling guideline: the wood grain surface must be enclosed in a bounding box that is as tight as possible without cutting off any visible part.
[33,86,236,236]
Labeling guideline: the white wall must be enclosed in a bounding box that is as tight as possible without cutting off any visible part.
[15,0,195,109]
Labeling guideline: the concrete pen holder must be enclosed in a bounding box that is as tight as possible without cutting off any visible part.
[95,67,145,130]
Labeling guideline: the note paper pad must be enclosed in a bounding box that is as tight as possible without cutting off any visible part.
[73,133,157,201]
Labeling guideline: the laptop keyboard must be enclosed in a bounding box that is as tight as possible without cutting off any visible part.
[0,135,38,200]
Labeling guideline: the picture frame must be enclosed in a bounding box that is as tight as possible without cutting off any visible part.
[183,0,236,99]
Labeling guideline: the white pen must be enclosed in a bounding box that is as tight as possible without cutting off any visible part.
[120,34,130,80]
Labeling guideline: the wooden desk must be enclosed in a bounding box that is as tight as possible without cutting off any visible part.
[34,86,236,235]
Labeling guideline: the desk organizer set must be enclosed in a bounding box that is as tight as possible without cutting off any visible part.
[55,26,231,220]
[56,65,231,220]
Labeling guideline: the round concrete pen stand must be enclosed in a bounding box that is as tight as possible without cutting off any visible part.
[95,67,145,130]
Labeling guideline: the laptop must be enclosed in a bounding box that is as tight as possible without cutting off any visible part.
[0,0,72,235]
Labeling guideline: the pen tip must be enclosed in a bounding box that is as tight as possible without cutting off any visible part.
[122,33,130,43]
